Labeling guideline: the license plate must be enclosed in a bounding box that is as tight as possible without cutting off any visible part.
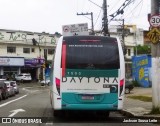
[82,95,94,100]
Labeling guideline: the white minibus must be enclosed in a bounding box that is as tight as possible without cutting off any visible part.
[50,35,125,117]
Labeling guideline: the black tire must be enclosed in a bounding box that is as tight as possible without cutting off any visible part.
[96,111,110,120]
[53,110,60,117]
[0,94,2,101]
[21,79,24,83]
[2,93,7,100]
[125,88,130,94]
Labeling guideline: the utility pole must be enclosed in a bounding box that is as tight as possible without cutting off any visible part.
[77,12,94,35]
[151,0,160,110]
[102,0,109,36]
[112,19,126,55]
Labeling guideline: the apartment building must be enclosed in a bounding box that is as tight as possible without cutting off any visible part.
[0,29,60,81]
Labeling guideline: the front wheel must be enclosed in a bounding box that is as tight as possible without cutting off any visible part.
[125,88,130,94]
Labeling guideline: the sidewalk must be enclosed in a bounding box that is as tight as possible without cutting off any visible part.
[121,87,160,118]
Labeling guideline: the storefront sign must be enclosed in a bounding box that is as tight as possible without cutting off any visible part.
[0,57,24,66]
[25,58,44,67]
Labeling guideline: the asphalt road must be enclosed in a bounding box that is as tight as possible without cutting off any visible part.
[0,83,159,126]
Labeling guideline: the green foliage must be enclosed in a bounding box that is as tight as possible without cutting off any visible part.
[134,45,151,55]
[55,32,62,36]
[150,107,160,114]
[127,95,152,102]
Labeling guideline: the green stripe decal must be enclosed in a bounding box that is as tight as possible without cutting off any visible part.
[65,69,118,77]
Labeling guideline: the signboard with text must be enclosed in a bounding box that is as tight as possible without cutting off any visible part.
[0,57,24,66]
[149,15,160,27]
[62,23,89,36]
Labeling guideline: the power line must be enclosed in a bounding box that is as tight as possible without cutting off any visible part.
[109,0,134,21]
[94,9,102,27]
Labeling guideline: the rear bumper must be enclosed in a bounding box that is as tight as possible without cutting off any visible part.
[61,103,118,110]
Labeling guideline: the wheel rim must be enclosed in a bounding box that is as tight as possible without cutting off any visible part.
[125,88,130,94]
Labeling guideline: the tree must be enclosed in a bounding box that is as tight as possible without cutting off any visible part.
[134,45,151,55]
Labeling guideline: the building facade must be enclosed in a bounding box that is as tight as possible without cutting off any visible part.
[0,29,60,81]
[109,25,144,78]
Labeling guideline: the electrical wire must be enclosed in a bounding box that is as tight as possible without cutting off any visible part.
[94,9,102,27]
[108,0,123,13]
[123,0,143,19]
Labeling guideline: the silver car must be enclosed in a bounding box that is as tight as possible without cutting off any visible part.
[4,81,15,97]
[10,81,19,94]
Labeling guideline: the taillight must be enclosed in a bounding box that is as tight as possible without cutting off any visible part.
[55,78,60,88]
[55,78,60,95]
[120,79,124,87]
[120,79,124,95]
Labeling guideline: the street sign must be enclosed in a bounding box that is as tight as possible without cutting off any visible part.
[147,28,160,44]
[62,23,89,36]
[149,15,160,27]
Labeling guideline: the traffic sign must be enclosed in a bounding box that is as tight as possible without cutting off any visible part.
[149,15,160,27]
[62,23,89,36]
[147,28,160,44]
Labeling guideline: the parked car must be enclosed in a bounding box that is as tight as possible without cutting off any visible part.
[15,73,32,82]
[10,81,19,94]
[125,80,134,94]
[0,80,9,100]
[40,78,50,86]
[0,75,7,80]
[4,81,15,97]
[0,90,2,101]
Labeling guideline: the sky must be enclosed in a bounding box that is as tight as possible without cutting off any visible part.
[0,0,151,34]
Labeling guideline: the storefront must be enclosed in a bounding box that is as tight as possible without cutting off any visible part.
[0,57,45,81]
[0,57,24,79]
[23,58,45,81]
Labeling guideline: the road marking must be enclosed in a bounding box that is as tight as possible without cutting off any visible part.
[46,123,54,125]
[9,109,25,117]
[0,95,27,108]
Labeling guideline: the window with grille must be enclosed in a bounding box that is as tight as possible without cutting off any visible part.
[23,48,30,54]
[31,48,35,53]
[48,49,54,55]
[7,47,16,53]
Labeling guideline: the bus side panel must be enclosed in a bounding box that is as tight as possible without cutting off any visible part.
[52,37,63,110]
[117,37,125,110]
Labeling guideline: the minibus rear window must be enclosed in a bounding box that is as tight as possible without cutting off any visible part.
[62,36,120,69]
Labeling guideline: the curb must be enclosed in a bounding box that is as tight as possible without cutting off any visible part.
[120,109,160,120]
[120,110,134,117]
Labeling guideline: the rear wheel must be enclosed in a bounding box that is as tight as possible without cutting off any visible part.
[53,110,59,117]
[0,94,2,101]
[96,111,110,119]
[21,79,24,83]
[2,93,7,100]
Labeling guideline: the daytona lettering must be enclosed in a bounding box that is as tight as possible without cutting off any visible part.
[62,77,118,84]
